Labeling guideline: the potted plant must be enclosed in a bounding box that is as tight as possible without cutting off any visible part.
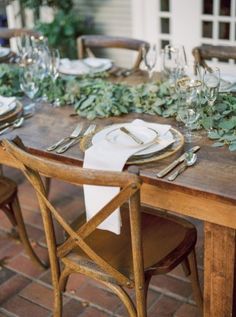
[8,0,96,58]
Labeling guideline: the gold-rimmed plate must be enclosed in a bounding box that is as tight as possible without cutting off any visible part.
[80,124,184,165]
[0,100,23,124]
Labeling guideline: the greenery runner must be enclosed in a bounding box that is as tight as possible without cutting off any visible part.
[1,63,236,151]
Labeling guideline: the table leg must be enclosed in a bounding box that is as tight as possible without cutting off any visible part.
[204,222,236,317]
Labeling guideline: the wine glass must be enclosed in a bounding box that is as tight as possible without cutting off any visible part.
[20,63,39,114]
[48,49,60,106]
[202,67,220,133]
[163,45,180,84]
[177,77,202,143]
[16,34,32,64]
[203,67,220,107]
[142,44,157,80]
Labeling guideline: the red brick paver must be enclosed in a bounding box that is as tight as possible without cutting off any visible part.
[0,167,203,316]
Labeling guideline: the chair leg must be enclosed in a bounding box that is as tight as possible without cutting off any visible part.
[59,267,72,292]
[10,195,48,269]
[187,250,203,316]
[44,177,51,198]
[181,258,190,276]
[53,289,63,317]
[144,272,152,299]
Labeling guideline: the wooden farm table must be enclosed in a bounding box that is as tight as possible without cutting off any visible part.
[0,74,236,317]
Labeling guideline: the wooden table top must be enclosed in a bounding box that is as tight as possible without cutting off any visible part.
[1,101,236,208]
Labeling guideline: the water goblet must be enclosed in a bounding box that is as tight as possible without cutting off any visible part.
[142,44,157,80]
[203,67,220,107]
[177,78,202,143]
[16,34,32,61]
[48,49,60,106]
[20,63,39,114]
[163,45,180,85]
[203,67,220,132]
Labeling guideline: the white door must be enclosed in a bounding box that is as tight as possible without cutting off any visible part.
[131,0,236,73]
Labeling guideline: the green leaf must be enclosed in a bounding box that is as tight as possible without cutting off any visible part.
[218,119,236,130]
[229,142,236,151]
[212,142,225,147]
[208,131,221,139]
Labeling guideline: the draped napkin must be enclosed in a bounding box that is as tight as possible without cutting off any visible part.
[220,74,236,92]
[0,96,16,116]
[83,119,171,234]
[59,58,112,75]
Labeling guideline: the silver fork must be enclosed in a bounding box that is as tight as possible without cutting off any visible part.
[47,124,83,151]
[56,124,96,154]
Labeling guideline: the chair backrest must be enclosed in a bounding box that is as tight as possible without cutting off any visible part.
[192,44,236,69]
[0,27,41,53]
[77,35,150,69]
[2,137,144,289]
[0,27,40,40]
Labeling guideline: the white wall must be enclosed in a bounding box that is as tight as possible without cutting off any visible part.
[74,0,134,67]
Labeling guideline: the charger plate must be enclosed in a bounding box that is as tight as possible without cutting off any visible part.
[0,101,23,124]
[80,127,184,165]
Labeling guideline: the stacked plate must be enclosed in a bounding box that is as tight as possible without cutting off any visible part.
[92,121,176,162]
[0,47,11,60]
[0,97,16,116]
[0,97,23,124]
[59,57,112,76]
[220,74,236,92]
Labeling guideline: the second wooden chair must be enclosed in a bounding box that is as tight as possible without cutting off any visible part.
[77,35,149,70]
[2,137,203,317]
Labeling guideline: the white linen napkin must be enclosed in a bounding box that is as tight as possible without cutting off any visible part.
[83,57,111,69]
[59,58,89,75]
[83,119,171,234]
[59,58,112,75]
[0,96,16,116]
[220,74,236,92]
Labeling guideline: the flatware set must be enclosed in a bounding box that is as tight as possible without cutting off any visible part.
[156,145,200,180]
[47,123,96,154]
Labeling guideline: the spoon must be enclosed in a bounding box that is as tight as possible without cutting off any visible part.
[0,117,24,135]
[167,153,197,181]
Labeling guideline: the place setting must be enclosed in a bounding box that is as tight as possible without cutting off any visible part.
[59,57,112,76]
[0,95,23,125]
[80,119,184,164]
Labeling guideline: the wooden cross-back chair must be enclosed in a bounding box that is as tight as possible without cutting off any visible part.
[192,44,236,70]
[0,27,40,40]
[2,137,203,317]
[77,35,149,70]
[0,175,47,268]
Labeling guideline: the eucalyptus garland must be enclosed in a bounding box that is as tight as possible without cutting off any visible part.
[1,64,236,151]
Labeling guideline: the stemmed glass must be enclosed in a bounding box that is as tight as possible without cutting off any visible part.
[16,34,32,64]
[177,77,202,143]
[48,49,60,106]
[142,44,157,80]
[202,67,220,133]
[203,67,220,107]
[20,62,39,114]
[163,45,180,85]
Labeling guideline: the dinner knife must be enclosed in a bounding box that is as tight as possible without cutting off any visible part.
[156,145,200,178]
[0,112,33,131]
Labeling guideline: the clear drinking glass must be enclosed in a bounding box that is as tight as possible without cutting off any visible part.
[20,64,39,114]
[177,77,202,143]
[48,49,60,106]
[163,45,180,84]
[16,34,32,64]
[203,67,220,107]
[142,44,157,80]
[49,49,60,81]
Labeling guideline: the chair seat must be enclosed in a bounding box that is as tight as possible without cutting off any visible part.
[0,176,17,206]
[62,205,197,285]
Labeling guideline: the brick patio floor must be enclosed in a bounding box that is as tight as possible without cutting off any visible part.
[0,167,203,317]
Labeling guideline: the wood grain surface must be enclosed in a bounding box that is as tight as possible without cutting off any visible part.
[0,72,236,317]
